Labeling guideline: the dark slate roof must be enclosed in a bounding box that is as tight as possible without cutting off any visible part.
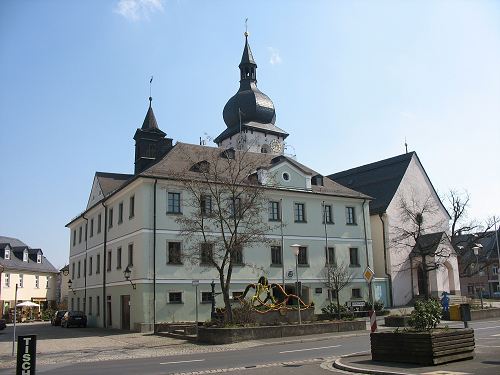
[140,142,370,199]
[411,232,448,255]
[0,236,59,273]
[214,121,288,144]
[453,229,500,263]
[240,35,256,67]
[96,172,133,196]
[328,152,417,214]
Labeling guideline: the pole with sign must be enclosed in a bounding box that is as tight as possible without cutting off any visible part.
[364,266,377,332]
[16,335,36,375]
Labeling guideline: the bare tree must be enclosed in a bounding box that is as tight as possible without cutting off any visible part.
[391,194,450,299]
[322,262,353,319]
[173,145,275,322]
[446,189,499,277]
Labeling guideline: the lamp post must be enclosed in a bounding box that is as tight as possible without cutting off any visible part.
[68,279,76,295]
[290,244,302,325]
[123,266,136,289]
[192,280,199,338]
[473,244,484,309]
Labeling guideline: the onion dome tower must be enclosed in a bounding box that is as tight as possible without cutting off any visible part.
[214,32,288,154]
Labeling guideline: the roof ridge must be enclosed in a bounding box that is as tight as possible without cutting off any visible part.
[329,152,416,178]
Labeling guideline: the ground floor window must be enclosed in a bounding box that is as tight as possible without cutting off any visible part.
[169,292,183,304]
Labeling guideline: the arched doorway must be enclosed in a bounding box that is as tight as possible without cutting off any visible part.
[444,261,455,294]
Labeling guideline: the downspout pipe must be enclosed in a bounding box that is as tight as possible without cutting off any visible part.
[101,202,108,328]
[153,179,157,332]
[379,213,393,307]
[362,199,373,308]
[82,214,88,315]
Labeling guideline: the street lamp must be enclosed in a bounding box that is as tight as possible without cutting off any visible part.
[123,266,136,289]
[290,244,302,325]
[192,280,199,338]
[67,279,76,295]
[473,244,484,309]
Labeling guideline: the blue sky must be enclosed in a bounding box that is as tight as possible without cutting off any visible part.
[1,0,499,268]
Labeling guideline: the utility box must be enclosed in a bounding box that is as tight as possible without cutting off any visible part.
[449,304,461,321]
[460,303,471,322]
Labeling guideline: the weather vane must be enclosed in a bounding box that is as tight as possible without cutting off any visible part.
[405,137,408,154]
[244,18,248,37]
[149,76,153,101]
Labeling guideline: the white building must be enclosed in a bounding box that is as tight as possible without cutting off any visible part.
[329,152,461,306]
[0,236,59,318]
[66,35,376,331]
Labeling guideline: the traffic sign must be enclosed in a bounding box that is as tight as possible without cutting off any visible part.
[363,266,374,283]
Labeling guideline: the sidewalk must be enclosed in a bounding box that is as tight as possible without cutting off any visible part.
[334,350,498,375]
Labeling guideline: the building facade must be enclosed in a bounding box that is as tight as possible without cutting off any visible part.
[0,236,59,318]
[329,152,461,306]
[66,35,376,331]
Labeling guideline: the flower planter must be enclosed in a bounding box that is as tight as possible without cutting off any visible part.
[384,315,410,327]
[371,328,475,365]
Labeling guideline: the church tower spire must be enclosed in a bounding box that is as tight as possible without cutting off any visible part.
[215,30,288,154]
[133,95,173,174]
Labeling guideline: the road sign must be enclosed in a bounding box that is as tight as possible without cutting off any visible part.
[363,266,374,283]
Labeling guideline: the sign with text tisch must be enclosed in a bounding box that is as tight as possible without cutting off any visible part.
[16,335,36,375]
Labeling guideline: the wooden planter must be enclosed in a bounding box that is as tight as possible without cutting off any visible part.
[384,315,410,327]
[371,329,475,365]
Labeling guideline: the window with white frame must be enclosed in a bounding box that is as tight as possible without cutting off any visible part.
[118,202,124,224]
[200,195,212,216]
[323,204,334,224]
[298,246,308,265]
[230,245,243,265]
[268,201,281,221]
[19,274,24,288]
[46,277,49,289]
[4,249,10,260]
[346,206,356,225]
[294,203,306,222]
[35,275,39,288]
[4,273,10,287]
[493,266,498,275]
[129,195,135,219]
[271,246,282,266]
[167,192,181,213]
[37,253,42,263]
[23,251,28,262]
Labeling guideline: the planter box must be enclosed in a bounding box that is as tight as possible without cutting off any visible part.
[384,315,410,327]
[371,329,475,365]
[198,320,365,344]
[470,308,500,320]
[252,307,314,324]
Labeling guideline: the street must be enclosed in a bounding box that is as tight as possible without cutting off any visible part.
[1,319,498,375]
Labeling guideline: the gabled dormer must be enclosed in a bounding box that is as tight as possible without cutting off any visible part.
[257,156,312,190]
[23,248,28,262]
[1,243,11,260]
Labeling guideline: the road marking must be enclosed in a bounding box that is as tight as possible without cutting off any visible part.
[421,371,471,375]
[473,325,500,330]
[491,333,500,337]
[160,359,205,365]
[279,345,341,354]
[477,344,500,348]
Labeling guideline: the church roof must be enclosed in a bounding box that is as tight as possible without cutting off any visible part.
[328,152,416,215]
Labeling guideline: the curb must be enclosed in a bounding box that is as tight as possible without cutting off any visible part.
[333,353,412,375]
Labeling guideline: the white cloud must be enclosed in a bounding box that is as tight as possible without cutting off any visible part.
[114,0,164,21]
[268,47,282,65]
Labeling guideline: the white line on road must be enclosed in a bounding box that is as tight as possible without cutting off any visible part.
[160,359,205,365]
[279,344,341,354]
[473,325,500,331]
[476,345,500,348]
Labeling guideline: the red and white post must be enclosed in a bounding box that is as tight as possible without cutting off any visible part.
[369,310,377,333]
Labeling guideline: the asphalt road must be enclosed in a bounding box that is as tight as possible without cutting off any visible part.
[3,319,500,375]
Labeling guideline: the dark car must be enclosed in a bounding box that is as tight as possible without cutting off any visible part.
[61,311,87,328]
[51,310,67,326]
[0,318,6,330]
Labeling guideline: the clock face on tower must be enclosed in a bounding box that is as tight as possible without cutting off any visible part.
[269,139,282,153]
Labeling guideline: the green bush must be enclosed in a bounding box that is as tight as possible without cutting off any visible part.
[321,303,353,319]
[364,300,384,311]
[42,309,54,321]
[408,299,442,331]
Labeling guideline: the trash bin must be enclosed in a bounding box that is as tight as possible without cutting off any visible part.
[449,304,461,321]
[460,303,471,322]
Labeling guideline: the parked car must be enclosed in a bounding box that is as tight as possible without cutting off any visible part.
[61,311,87,328]
[51,310,67,326]
[0,318,6,330]
[492,291,500,299]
